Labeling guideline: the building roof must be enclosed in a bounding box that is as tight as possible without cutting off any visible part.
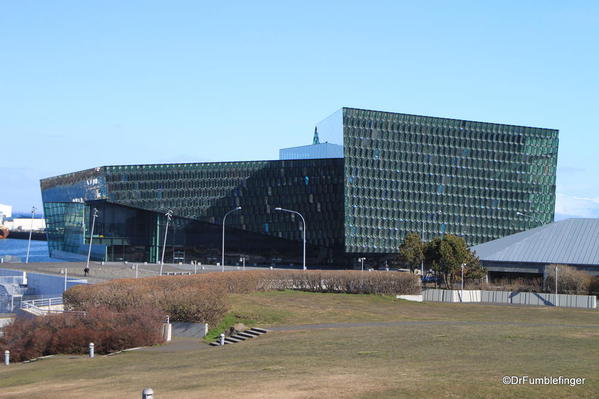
[471,218,599,266]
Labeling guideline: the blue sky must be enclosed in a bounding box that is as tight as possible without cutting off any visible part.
[1,1,598,218]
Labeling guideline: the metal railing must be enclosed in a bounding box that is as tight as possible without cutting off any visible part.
[21,297,64,315]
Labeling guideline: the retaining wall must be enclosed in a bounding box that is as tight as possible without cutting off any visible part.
[424,289,597,309]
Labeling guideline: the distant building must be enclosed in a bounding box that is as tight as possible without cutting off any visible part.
[0,203,12,224]
[40,107,559,265]
[280,127,344,160]
[472,219,599,277]
[3,218,46,232]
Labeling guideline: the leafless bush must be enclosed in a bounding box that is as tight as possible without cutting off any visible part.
[0,306,164,362]
[482,277,543,292]
[589,276,599,296]
[545,265,591,295]
[64,270,420,324]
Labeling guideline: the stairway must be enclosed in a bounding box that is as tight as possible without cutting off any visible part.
[209,327,268,346]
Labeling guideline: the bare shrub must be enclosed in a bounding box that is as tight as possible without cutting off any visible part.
[589,276,599,296]
[482,277,543,292]
[157,286,228,326]
[544,265,591,295]
[0,306,164,362]
[64,270,420,325]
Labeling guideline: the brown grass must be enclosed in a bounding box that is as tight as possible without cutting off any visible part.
[64,270,420,324]
[1,293,599,398]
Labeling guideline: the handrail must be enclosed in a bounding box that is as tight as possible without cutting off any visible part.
[20,297,64,315]
[21,297,63,309]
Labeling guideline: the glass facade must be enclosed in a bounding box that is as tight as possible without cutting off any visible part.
[40,107,558,265]
[341,108,558,253]
[41,159,346,264]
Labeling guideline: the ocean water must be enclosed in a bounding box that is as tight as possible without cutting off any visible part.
[0,238,58,263]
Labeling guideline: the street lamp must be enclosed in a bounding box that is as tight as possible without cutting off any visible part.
[160,209,173,276]
[461,263,465,302]
[275,207,306,270]
[221,206,242,272]
[25,206,36,264]
[85,208,99,273]
[358,257,366,272]
[421,217,428,277]
[555,265,559,307]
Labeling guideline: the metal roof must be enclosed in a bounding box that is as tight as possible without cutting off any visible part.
[471,218,599,266]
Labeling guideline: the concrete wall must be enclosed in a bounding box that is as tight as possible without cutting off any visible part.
[424,289,597,309]
[423,289,480,303]
[171,322,208,338]
[25,273,87,296]
[0,268,87,297]
[0,269,23,278]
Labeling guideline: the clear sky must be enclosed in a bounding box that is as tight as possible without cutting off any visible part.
[1,1,598,218]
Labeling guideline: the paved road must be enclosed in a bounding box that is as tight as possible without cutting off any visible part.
[0,261,275,282]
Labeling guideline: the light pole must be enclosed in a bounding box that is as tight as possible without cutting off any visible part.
[421,218,426,277]
[85,208,99,273]
[160,210,173,276]
[461,263,465,302]
[275,207,306,270]
[25,206,36,263]
[221,206,242,272]
[555,265,559,307]
[359,257,366,272]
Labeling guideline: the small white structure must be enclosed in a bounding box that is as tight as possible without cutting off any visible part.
[0,204,12,225]
[3,218,46,232]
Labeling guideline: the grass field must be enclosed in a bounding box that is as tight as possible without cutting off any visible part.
[1,291,598,398]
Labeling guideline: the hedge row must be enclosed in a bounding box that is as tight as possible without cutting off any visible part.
[0,306,164,362]
[64,270,420,323]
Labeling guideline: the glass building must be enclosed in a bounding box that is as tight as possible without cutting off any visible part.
[41,107,558,266]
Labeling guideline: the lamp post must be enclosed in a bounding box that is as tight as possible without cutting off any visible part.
[555,265,559,307]
[461,263,465,302]
[358,257,366,272]
[160,210,173,276]
[221,206,242,272]
[275,207,306,270]
[421,218,426,277]
[25,206,36,264]
[85,208,99,273]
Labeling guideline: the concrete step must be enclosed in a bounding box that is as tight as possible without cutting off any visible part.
[210,327,269,347]
[237,332,256,339]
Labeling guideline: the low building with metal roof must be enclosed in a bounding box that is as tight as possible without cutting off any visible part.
[471,218,599,276]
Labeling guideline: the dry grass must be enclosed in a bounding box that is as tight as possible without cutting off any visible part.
[64,270,420,324]
[227,290,599,327]
[1,291,599,398]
